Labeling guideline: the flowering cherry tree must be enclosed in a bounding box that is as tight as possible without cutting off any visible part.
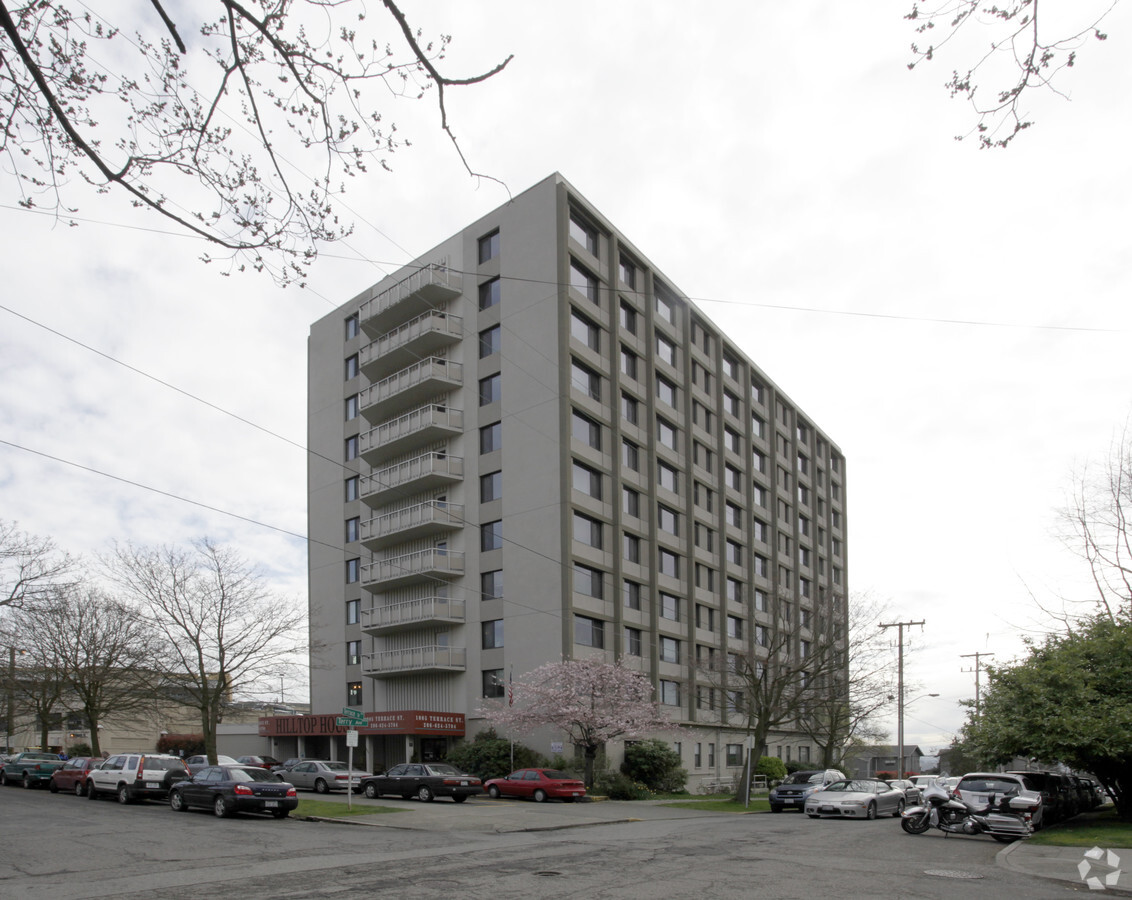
[483,658,680,787]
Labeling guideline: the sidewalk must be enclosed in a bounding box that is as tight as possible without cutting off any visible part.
[1000,840,1132,894]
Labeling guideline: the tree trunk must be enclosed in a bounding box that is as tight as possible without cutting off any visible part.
[584,744,597,788]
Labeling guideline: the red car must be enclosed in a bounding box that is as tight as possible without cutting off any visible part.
[48,757,101,796]
[484,768,586,803]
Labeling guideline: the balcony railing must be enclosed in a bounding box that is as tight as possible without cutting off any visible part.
[360,501,464,550]
[360,596,466,634]
[361,548,465,589]
[359,262,462,335]
[359,358,463,422]
[362,645,467,676]
[359,311,463,380]
[361,453,463,506]
[359,405,462,463]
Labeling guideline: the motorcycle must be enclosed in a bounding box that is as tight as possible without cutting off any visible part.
[900,780,1041,843]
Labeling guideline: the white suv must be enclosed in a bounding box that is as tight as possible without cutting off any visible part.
[87,754,191,804]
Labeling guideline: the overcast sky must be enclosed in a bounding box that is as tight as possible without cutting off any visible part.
[2,0,1130,754]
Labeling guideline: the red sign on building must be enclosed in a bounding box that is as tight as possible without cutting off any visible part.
[259,710,465,737]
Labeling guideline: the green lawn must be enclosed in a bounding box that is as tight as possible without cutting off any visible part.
[294,798,405,818]
[659,796,771,814]
[1029,809,1132,848]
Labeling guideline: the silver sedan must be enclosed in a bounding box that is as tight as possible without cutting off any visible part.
[804,779,906,819]
[278,760,368,793]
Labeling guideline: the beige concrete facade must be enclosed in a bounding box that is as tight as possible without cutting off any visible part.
[306,174,849,786]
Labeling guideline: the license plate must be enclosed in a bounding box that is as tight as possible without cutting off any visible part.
[265,800,279,808]
[821,806,835,813]
[146,782,160,789]
[460,780,468,785]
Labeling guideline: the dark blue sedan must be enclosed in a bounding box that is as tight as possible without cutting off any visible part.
[169,765,298,818]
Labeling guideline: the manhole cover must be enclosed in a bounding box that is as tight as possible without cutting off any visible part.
[924,870,984,880]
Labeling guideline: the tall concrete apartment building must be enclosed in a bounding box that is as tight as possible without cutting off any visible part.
[290,174,849,783]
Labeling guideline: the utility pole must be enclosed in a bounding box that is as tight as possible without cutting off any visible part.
[879,619,925,780]
[960,651,994,717]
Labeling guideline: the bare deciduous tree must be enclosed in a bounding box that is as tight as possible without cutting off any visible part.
[0,0,511,283]
[905,0,1117,148]
[105,539,304,763]
[0,519,77,612]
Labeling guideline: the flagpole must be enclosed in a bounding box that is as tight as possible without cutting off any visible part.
[509,665,514,771]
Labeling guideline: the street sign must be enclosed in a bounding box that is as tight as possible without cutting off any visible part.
[335,717,362,727]
[339,708,366,722]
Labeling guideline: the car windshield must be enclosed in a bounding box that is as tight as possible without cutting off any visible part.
[427,764,460,775]
[961,778,1020,794]
[824,780,873,793]
[541,770,571,780]
[782,771,822,785]
[230,767,274,782]
[324,762,350,772]
[147,759,187,771]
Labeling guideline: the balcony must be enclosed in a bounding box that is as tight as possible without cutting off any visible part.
[360,596,466,635]
[361,548,465,590]
[359,311,463,380]
[362,644,467,677]
[359,262,462,336]
[360,501,464,550]
[359,405,463,464]
[361,453,463,507]
[358,358,463,422]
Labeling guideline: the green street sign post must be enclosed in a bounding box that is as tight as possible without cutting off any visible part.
[338,709,366,811]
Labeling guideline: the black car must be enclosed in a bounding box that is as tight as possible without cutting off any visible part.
[169,765,298,818]
[359,763,482,802]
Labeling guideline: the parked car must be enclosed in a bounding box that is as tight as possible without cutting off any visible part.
[279,760,368,793]
[804,778,906,819]
[768,769,847,813]
[360,763,482,803]
[184,755,241,774]
[87,753,191,803]
[49,757,101,796]
[169,765,298,818]
[887,778,921,804]
[0,751,66,788]
[953,773,1044,830]
[236,755,282,770]
[272,757,315,774]
[484,768,586,803]
[1008,771,1066,826]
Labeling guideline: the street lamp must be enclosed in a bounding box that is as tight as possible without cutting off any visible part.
[895,692,939,779]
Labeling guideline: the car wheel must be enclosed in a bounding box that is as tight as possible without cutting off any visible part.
[170,790,188,812]
[770,805,783,813]
[49,777,59,794]
[866,802,877,820]
[364,783,378,799]
[22,773,34,789]
[417,785,434,802]
[117,785,132,804]
[452,795,468,803]
[894,800,905,818]
[74,780,86,797]
[87,782,99,800]
[533,789,548,803]
[314,778,330,794]
[213,796,228,818]
[488,785,501,799]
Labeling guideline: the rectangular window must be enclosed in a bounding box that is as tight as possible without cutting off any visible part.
[697,687,715,711]
[624,580,641,610]
[481,471,503,503]
[752,413,765,438]
[345,476,359,502]
[620,301,638,335]
[656,289,675,324]
[657,417,678,450]
[347,681,363,706]
[623,533,641,563]
[625,626,642,656]
[619,255,636,288]
[479,325,501,358]
[726,615,743,639]
[753,519,767,543]
[482,619,504,649]
[751,380,764,405]
[569,212,599,255]
[482,669,505,699]
[345,558,360,584]
[482,570,503,600]
[695,522,714,552]
[345,314,359,340]
[620,347,638,380]
[344,354,359,380]
[726,502,742,528]
[344,436,359,462]
[575,615,605,648]
[756,625,768,647]
[573,511,603,549]
[572,410,601,450]
[573,460,602,499]
[622,439,640,472]
[695,563,714,591]
[695,604,715,631]
[659,549,679,578]
[754,589,768,612]
[570,259,599,304]
[726,539,742,564]
[346,640,361,666]
[345,395,359,421]
[660,592,680,621]
[660,636,680,664]
[622,486,640,517]
[656,374,676,407]
[752,449,765,473]
[753,484,767,508]
[725,464,742,491]
[726,578,743,605]
[480,421,502,454]
[659,680,680,706]
[621,392,639,425]
[656,332,676,366]
[481,520,503,551]
[694,441,714,473]
[753,555,768,578]
[479,277,501,310]
[800,639,811,659]
[478,229,500,263]
[695,481,714,512]
[658,461,678,493]
[571,359,601,400]
[571,310,600,351]
[479,373,501,406]
[723,390,740,417]
[345,517,360,543]
[346,599,360,625]
[722,354,739,380]
[726,744,743,767]
[574,564,604,599]
[724,427,741,454]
